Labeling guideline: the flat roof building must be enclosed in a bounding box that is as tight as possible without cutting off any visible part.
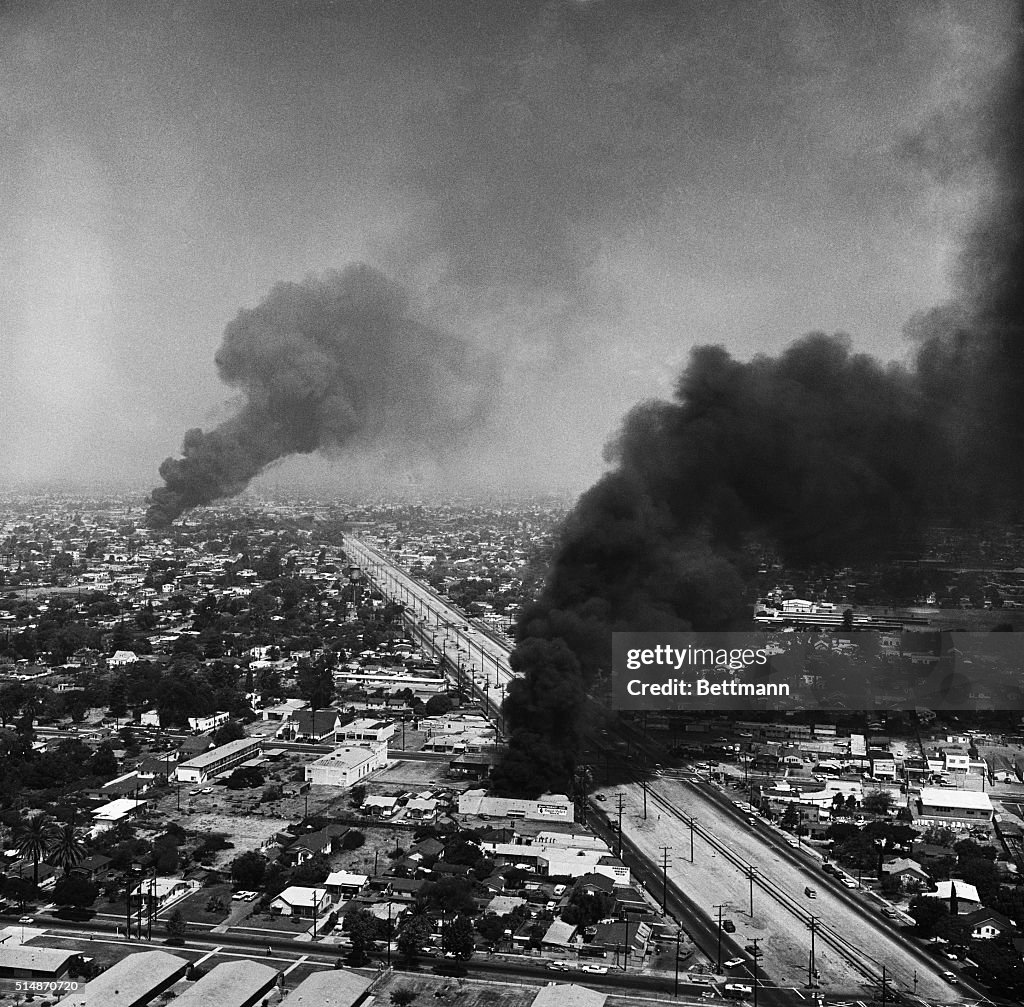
[304,741,387,788]
[175,737,261,784]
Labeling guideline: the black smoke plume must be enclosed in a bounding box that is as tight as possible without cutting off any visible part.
[492,18,1024,799]
[147,265,492,527]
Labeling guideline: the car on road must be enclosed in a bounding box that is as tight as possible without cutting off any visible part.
[786,838,799,848]
[743,945,763,958]
[840,878,858,889]
[747,816,757,826]
[18,916,34,925]
[580,965,609,974]
[547,961,571,971]
[881,907,898,918]
[700,991,717,999]
[723,958,746,969]
[942,971,958,984]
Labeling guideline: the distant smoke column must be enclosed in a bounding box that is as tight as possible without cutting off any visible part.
[493,21,1024,799]
[146,264,491,527]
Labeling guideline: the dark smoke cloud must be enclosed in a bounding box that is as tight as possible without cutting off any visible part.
[493,13,1024,799]
[146,265,492,526]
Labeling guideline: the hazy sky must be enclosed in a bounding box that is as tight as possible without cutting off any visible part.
[2,0,1017,499]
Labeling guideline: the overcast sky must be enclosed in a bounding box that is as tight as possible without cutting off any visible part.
[2,0,1017,500]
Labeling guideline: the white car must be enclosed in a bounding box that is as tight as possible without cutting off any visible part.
[786,838,799,847]
[841,878,858,889]
[18,916,34,925]
[580,964,608,974]
[723,957,746,969]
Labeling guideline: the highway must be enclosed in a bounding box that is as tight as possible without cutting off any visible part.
[342,534,518,721]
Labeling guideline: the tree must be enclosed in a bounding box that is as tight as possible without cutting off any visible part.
[442,915,475,959]
[52,874,98,908]
[424,694,453,718]
[780,803,800,831]
[14,813,55,885]
[861,790,893,816]
[907,895,949,937]
[47,823,87,873]
[341,830,365,851]
[297,662,334,711]
[475,913,506,947]
[397,913,432,962]
[391,988,417,1007]
[349,784,367,809]
[225,766,264,789]
[213,720,245,746]
[345,907,379,965]
[231,850,267,890]
[165,907,187,942]
[291,854,331,887]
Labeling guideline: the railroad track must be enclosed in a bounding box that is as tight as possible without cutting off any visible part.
[637,777,914,996]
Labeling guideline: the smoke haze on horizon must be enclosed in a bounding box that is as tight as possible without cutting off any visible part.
[3,1,1018,496]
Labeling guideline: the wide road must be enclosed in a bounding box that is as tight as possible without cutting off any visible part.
[342,535,517,708]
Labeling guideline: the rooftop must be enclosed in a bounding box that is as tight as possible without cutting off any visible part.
[170,960,280,1007]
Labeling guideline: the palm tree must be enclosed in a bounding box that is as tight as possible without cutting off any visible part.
[14,813,55,886]
[47,822,87,873]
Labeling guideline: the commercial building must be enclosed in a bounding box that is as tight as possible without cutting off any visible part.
[459,790,574,823]
[62,949,190,1007]
[187,711,229,734]
[90,798,147,836]
[304,741,387,787]
[914,787,994,828]
[175,736,261,785]
[337,718,396,743]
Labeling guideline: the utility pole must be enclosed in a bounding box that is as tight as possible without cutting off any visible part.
[674,929,681,997]
[748,937,761,1007]
[806,916,819,988]
[746,865,758,918]
[689,817,697,862]
[713,904,725,973]
[880,964,888,1006]
[616,793,626,859]
[659,846,672,913]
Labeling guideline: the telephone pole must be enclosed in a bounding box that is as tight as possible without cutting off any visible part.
[713,904,725,973]
[747,937,761,1007]
[806,916,819,988]
[746,865,758,917]
[616,793,626,858]
[659,846,672,912]
[689,816,698,862]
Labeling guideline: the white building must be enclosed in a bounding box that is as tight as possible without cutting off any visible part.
[90,798,147,836]
[337,718,396,744]
[187,711,229,734]
[174,737,261,785]
[304,742,388,787]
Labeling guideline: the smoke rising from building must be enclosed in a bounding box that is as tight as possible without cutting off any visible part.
[146,265,492,526]
[492,15,1024,799]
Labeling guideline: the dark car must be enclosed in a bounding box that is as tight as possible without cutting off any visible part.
[722,920,736,933]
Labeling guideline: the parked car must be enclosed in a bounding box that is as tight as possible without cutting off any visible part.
[547,961,571,971]
[942,971,958,984]
[744,945,763,958]
[722,920,736,933]
[580,965,608,974]
[723,957,746,969]
[841,878,858,889]
[805,887,817,898]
